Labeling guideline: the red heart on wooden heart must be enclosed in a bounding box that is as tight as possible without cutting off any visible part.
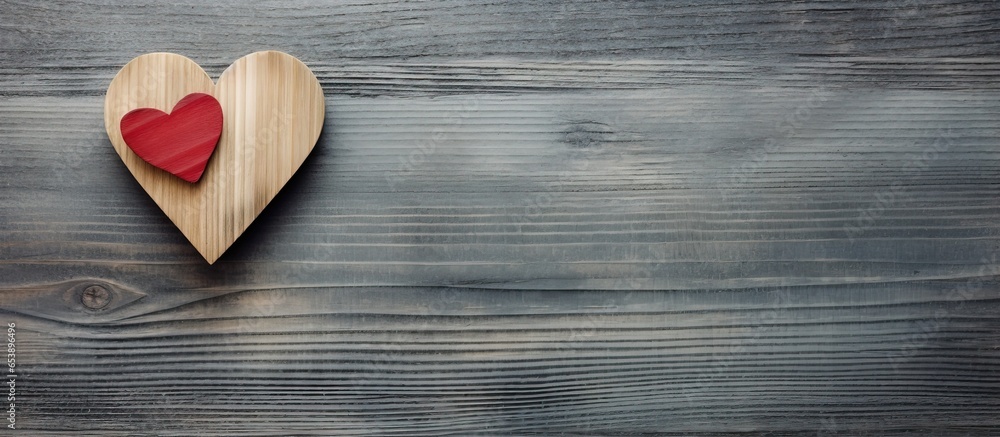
[120,93,223,183]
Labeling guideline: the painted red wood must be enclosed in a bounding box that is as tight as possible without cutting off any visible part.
[120,93,223,183]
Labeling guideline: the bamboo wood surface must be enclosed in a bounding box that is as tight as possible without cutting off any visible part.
[1,0,999,435]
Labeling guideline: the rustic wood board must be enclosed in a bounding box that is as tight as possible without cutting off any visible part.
[1,0,999,435]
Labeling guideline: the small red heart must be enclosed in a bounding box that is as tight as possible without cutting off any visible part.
[120,93,223,183]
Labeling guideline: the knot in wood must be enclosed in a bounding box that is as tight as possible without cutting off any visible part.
[81,285,112,310]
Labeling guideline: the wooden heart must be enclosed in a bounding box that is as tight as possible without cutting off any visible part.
[120,93,223,183]
[104,51,325,264]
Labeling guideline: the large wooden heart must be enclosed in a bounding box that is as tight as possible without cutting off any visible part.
[104,51,325,264]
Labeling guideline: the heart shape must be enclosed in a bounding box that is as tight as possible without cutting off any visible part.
[104,51,325,264]
[120,93,223,183]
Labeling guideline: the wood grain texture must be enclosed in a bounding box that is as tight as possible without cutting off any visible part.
[104,51,325,263]
[0,0,999,435]
[8,281,1000,436]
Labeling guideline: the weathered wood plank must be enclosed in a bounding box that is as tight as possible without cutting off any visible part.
[8,281,1000,435]
[1,0,999,435]
[1,0,998,66]
[6,59,1000,97]
[1,87,998,294]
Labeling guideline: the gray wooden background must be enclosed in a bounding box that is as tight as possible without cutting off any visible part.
[1,0,999,435]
